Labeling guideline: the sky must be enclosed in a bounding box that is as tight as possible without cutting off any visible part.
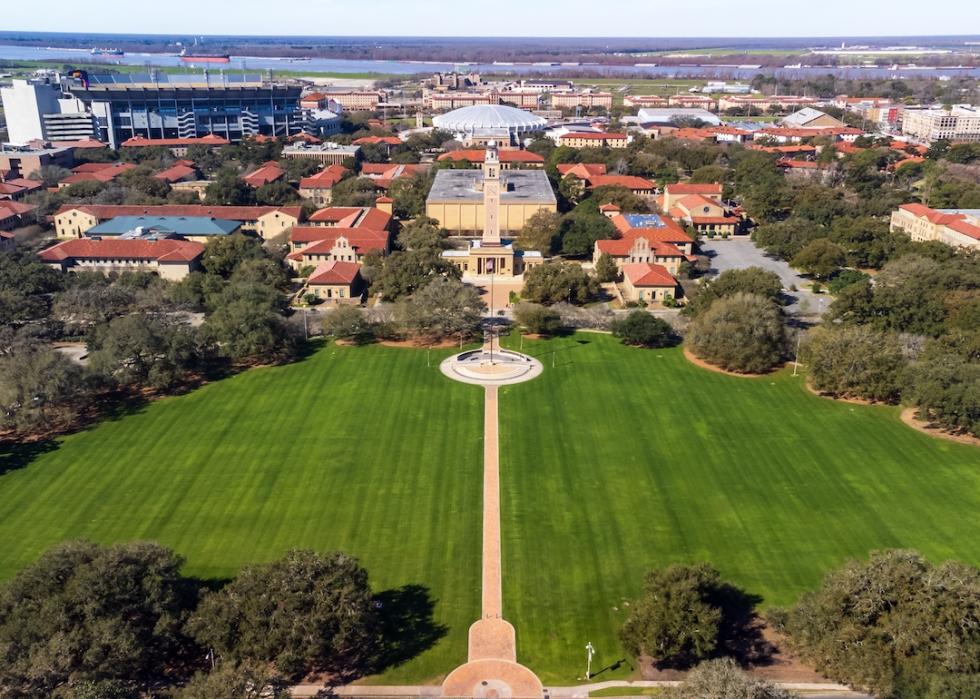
[3,0,979,37]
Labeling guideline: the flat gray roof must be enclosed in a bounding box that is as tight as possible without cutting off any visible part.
[427,169,556,204]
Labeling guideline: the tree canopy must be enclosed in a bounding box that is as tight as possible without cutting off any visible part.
[522,262,600,306]
[780,550,980,698]
[0,540,194,697]
[619,564,724,668]
[687,293,787,374]
[611,312,677,348]
[187,550,378,681]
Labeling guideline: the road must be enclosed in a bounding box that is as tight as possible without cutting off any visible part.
[698,238,828,318]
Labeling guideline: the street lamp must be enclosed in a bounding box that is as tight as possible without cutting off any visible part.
[585,641,595,680]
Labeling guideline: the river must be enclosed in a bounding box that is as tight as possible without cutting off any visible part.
[1,44,977,80]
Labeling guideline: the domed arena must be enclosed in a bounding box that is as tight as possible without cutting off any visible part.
[432,104,548,145]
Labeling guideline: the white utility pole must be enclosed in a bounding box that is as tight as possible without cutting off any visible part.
[585,642,595,680]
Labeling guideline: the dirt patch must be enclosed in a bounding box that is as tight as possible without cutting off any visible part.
[682,346,769,378]
[637,619,830,684]
[900,408,980,448]
[803,379,881,406]
[379,338,462,349]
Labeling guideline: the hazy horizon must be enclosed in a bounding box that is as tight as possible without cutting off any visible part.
[3,0,979,39]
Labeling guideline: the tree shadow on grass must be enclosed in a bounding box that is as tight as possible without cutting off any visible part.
[712,582,777,668]
[0,439,60,477]
[369,584,448,676]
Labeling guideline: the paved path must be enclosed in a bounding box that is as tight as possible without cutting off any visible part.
[699,238,826,317]
[440,336,544,698]
[480,385,504,621]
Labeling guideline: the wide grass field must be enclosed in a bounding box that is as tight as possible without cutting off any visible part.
[497,333,980,684]
[1,335,978,685]
[0,343,483,683]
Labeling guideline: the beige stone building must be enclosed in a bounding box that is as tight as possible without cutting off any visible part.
[53,204,302,240]
[38,238,204,280]
[890,203,980,249]
[440,144,545,276]
[621,263,680,303]
[550,91,613,110]
[902,106,980,143]
[298,164,349,206]
[306,260,363,304]
[426,150,556,235]
[556,132,629,149]
[318,91,386,111]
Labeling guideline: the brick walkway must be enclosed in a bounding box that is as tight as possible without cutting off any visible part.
[440,378,543,698]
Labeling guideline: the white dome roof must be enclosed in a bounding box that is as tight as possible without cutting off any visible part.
[433,104,547,132]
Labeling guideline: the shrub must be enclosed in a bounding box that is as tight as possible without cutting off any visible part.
[611,311,677,348]
[514,302,563,336]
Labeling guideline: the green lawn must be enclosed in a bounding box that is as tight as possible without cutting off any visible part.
[1,336,978,686]
[0,343,483,683]
[498,333,980,684]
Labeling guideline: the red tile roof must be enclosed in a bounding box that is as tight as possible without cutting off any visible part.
[307,260,362,285]
[596,236,684,257]
[665,182,722,196]
[946,219,980,241]
[557,163,607,178]
[892,156,925,170]
[242,161,285,188]
[121,134,230,148]
[154,163,198,183]
[61,162,137,184]
[353,136,402,146]
[358,163,422,188]
[288,226,390,251]
[49,138,107,149]
[0,201,36,216]
[558,132,627,141]
[299,164,349,190]
[72,162,123,174]
[438,149,545,164]
[588,175,656,191]
[305,206,391,231]
[599,203,621,212]
[612,214,692,243]
[0,179,43,196]
[54,204,303,222]
[622,263,678,287]
[38,238,204,263]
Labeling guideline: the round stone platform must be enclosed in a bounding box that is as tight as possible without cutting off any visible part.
[441,658,544,699]
[440,348,543,386]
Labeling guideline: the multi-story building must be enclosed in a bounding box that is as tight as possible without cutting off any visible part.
[550,91,613,110]
[668,94,717,110]
[38,237,205,280]
[53,204,302,240]
[890,203,980,249]
[901,106,980,143]
[282,142,361,165]
[426,91,500,111]
[717,95,821,113]
[498,91,542,109]
[623,95,669,108]
[0,78,98,144]
[557,132,629,149]
[426,162,557,236]
[64,73,306,148]
[0,143,75,179]
[319,90,386,111]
